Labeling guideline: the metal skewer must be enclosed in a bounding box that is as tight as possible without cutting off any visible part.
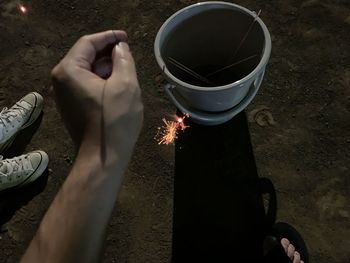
[167,57,214,86]
[206,9,262,77]
[228,9,261,62]
[205,54,259,78]
[165,10,262,85]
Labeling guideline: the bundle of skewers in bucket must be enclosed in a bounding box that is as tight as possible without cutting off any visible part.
[154,2,271,126]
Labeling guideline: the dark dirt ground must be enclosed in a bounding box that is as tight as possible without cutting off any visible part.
[0,0,349,262]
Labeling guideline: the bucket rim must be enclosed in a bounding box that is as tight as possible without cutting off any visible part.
[154,1,272,91]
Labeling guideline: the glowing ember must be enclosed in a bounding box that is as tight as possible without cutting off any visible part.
[155,114,189,145]
[18,4,27,14]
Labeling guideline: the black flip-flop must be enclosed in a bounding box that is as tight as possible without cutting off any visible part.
[264,222,309,263]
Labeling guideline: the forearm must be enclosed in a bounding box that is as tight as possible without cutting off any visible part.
[21,140,126,263]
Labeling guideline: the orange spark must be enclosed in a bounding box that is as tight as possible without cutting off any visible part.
[18,4,27,14]
[155,114,189,145]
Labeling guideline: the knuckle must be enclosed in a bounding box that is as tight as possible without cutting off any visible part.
[121,77,136,88]
[79,35,89,43]
[51,64,63,81]
[51,60,72,84]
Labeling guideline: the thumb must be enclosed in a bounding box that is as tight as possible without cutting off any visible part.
[110,42,137,80]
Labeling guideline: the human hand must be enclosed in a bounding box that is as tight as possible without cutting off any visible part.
[51,30,143,167]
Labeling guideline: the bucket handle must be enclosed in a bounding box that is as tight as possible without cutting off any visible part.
[164,70,265,124]
[164,84,225,124]
[164,83,195,116]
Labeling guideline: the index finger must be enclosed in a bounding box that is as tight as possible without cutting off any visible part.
[68,30,128,65]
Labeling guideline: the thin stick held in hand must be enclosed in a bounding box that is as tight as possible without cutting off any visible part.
[167,57,214,86]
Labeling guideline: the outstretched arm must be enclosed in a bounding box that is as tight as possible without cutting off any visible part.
[21,30,143,263]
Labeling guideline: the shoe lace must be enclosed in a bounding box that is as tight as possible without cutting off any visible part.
[0,104,28,131]
[0,155,33,181]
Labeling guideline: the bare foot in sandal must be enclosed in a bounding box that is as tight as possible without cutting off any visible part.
[281,238,304,263]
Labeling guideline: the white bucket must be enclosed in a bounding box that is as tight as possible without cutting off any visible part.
[154,1,272,125]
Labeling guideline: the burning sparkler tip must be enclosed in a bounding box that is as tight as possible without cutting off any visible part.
[155,114,190,145]
[18,4,27,14]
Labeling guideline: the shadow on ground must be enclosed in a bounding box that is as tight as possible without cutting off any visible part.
[172,112,279,262]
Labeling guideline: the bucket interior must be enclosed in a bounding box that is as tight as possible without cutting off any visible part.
[161,7,266,87]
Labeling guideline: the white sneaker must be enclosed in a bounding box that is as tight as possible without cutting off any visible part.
[0,92,43,153]
[0,150,49,193]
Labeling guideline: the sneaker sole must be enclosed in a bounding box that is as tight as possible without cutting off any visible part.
[17,150,49,187]
[0,92,43,153]
[0,151,49,194]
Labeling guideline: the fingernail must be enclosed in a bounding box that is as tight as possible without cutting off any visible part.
[115,44,123,57]
[119,41,129,52]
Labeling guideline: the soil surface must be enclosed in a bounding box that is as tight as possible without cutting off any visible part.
[0,0,349,262]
